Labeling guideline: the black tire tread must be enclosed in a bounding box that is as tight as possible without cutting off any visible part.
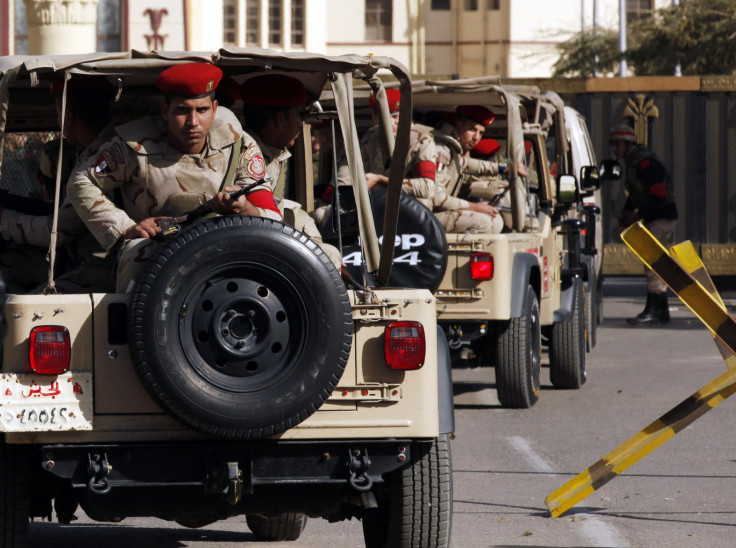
[495,285,541,409]
[549,280,587,389]
[246,512,307,541]
[129,216,353,440]
[0,440,31,548]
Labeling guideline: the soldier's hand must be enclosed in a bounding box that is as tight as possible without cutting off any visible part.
[365,173,388,190]
[124,217,166,240]
[213,185,260,216]
[467,201,499,217]
[518,163,528,177]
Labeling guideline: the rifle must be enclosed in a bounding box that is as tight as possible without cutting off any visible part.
[156,179,268,239]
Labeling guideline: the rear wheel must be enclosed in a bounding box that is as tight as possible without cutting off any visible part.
[362,435,453,548]
[246,513,307,541]
[0,440,30,548]
[495,285,541,408]
[549,279,587,388]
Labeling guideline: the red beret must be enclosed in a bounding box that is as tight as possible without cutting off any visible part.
[368,89,401,113]
[524,140,533,155]
[456,105,495,127]
[241,74,307,107]
[216,76,241,102]
[156,63,222,97]
[471,138,501,157]
[50,78,114,97]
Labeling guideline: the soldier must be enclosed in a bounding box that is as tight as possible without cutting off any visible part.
[241,74,342,269]
[67,63,281,292]
[433,105,525,234]
[0,80,117,293]
[609,124,678,325]
[360,89,436,209]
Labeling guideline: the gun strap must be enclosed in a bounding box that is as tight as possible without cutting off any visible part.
[219,137,243,192]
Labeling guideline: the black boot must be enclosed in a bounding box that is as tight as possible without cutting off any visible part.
[657,292,670,323]
[627,292,664,325]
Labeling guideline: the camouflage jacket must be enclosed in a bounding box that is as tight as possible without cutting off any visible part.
[360,123,436,208]
[2,123,116,264]
[67,112,280,252]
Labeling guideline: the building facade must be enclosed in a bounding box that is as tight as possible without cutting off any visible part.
[2,0,668,78]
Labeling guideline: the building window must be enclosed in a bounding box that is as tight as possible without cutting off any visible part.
[488,0,500,9]
[365,0,392,42]
[269,0,282,47]
[292,0,304,47]
[464,0,478,10]
[431,0,450,9]
[627,0,652,24]
[223,0,236,45]
[246,2,259,46]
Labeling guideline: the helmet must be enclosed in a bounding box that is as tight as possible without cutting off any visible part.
[609,124,637,144]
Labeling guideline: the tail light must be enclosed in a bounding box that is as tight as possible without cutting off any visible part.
[29,326,71,375]
[470,252,493,280]
[384,321,425,370]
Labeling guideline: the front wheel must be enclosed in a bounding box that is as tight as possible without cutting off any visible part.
[549,278,587,389]
[246,513,307,541]
[362,435,453,548]
[494,285,542,408]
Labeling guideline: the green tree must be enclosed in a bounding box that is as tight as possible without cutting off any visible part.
[553,0,736,77]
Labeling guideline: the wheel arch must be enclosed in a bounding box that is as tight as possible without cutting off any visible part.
[436,325,455,435]
[510,253,541,318]
[553,273,583,323]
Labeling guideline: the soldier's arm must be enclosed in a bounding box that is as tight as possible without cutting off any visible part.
[234,139,282,220]
[66,137,138,252]
[635,157,670,220]
[0,201,86,248]
[403,136,436,200]
[432,177,470,212]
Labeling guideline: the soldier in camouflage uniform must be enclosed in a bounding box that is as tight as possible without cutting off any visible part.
[67,63,281,292]
[432,105,515,234]
[241,74,342,269]
[360,89,436,210]
[0,81,117,293]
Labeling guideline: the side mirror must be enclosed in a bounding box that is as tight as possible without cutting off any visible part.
[580,165,600,191]
[599,159,622,181]
[556,173,580,205]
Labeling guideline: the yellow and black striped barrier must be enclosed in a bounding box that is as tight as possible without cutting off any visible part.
[670,241,736,369]
[545,222,736,517]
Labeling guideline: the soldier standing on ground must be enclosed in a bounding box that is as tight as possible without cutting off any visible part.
[609,124,678,325]
[67,63,281,292]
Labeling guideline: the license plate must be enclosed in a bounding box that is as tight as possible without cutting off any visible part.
[1,372,93,432]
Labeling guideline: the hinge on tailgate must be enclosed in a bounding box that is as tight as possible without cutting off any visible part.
[448,242,486,252]
[329,384,402,402]
[352,300,401,321]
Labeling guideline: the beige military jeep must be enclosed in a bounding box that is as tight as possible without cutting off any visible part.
[0,49,454,547]
[336,78,596,409]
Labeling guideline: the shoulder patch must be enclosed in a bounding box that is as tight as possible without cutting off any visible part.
[94,148,117,175]
[243,146,267,180]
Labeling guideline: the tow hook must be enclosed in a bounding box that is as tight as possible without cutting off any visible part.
[86,452,112,495]
[347,448,373,492]
[206,462,243,505]
[446,325,463,350]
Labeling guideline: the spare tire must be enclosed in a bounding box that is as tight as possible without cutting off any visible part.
[339,187,447,292]
[129,216,352,440]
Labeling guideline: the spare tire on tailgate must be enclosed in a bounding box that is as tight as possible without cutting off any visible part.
[129,216,352,440]
[338,187,447,292]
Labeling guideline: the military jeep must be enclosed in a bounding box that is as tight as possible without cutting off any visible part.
[332,78,596,409]
[0,49,454,547]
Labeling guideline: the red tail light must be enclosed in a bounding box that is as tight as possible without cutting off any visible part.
[470,252,493,280]
[384,322,425,370]
[29,326,71,374]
